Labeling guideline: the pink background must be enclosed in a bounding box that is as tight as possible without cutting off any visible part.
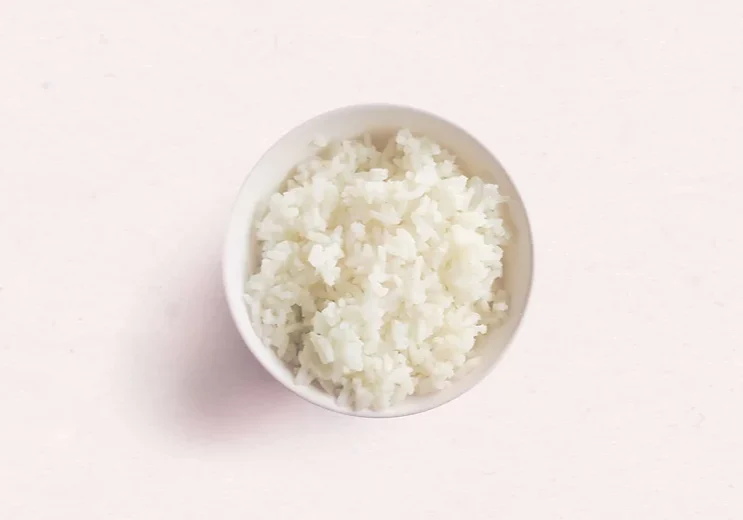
[1,1,742,518]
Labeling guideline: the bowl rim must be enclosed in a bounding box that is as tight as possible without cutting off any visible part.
[222,102,535,418]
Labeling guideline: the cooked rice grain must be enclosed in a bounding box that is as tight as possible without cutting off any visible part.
[245,129,510,410]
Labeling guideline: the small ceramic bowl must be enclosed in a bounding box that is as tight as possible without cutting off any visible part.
[223,104,533,418]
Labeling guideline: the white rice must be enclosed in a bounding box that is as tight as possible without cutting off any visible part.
[245,129,510,410]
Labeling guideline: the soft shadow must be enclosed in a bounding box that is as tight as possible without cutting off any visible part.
[143,259,313,442]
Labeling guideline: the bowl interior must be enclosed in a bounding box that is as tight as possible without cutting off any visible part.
[223,104,533,418]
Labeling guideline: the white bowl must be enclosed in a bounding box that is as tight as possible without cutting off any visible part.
[223,104,533,418]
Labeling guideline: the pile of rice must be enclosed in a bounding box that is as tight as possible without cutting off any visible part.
[245,129,510,410]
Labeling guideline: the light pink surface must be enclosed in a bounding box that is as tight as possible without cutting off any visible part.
[1,1,742,518]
